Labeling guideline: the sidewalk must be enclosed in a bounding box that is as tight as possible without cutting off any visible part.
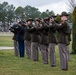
[0,47,14,50]
[0,32,13,36]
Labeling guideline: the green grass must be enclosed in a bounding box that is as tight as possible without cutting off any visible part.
[0,50,76,75]
[0,36,13,47]
[0,36,76,75]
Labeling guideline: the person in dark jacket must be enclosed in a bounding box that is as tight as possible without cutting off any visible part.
[48,16,57,67]
[17,21,26,57]
[56,11,70,71]
[24,18,33,59]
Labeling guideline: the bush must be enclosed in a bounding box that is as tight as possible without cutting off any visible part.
[72,7,76,54]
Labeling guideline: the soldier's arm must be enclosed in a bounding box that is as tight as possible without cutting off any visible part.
[56,22,66,29]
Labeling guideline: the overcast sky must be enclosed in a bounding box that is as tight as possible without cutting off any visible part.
[0,0,69,14]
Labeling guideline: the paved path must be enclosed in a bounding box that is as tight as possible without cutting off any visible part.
[0,47,14,50]
[0,32,13,36]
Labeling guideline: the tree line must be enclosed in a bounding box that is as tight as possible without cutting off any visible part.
[0,2,55,23]
[0,1,56,31]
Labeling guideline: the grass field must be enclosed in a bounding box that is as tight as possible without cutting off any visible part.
[0,36,76,75]
[0,36,13,47]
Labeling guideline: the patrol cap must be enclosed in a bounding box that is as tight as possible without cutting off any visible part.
[35,18,40,22]
[48,15,57,20]
[60,11,69,17]
[26,18,34,22]
[44,17,49,21]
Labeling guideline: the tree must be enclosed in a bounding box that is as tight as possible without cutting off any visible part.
[72,7,76,54]
[0,3,3,21]
[48,10,55,16]
[40,10,55,19]
[0,2,15,31]
[68,0,76,12]
[1,2,8,22]
[55,15,61,23]
[0,2,9,31]
[15,6,25,20]
[24,5,41,19]
[40,12,48,19]
[68,12,72,23]
[7,4,15,24]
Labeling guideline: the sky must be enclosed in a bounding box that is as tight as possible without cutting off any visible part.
[0,0,69,14]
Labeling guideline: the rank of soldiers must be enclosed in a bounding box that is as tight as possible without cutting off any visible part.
[10,11,71,71]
